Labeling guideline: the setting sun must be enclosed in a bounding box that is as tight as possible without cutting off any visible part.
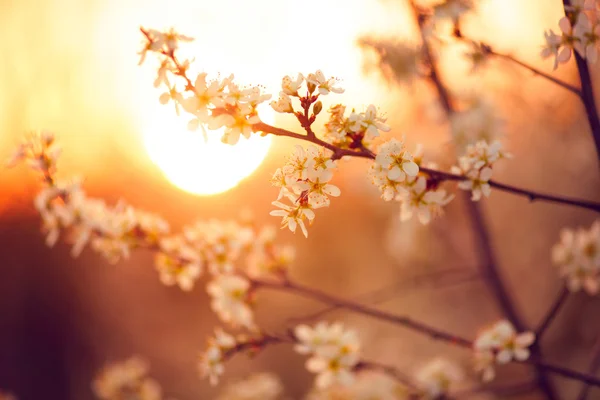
[142,105,272,195]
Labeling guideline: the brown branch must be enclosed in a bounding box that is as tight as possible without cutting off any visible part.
[576,338,600,400]
[286,268,479,325]
[530,360,600,387]
[407,2,556,397]
[562,0,600,160]
[491,51,582,97]
[254,121,600,213]
[251,277,600,389]
[223,331,418,390]
[535,288,569,338]
[252,277,474,347]
[452,27,581,96]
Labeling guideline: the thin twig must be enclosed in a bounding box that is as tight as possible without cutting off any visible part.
[452,19,581,96]
[531,360,600,387]
[491,51,582,97]
[576,338,600,400]
[535,288,569,338]
[221,332,419,389]
[286,268,479,326]
[253,277,474,347]
[251,276,600,388]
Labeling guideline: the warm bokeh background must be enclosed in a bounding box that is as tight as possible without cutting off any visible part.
[1,0,599,398]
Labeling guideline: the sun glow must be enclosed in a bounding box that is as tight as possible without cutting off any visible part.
[89,0,405,196]
[142,105,272,195]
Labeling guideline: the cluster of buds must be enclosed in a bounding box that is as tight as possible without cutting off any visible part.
[451,140,511,201]
[541,0,600,69]
[294,322,361,389]
[552,220,600,295]
[270,146,340,237]
[472,320,535,382]
[92,357,163,400]
[270,71,342,114]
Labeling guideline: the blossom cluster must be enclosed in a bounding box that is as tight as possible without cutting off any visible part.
[9,132,171,261]
[542,0,600,69]
[8,132,301,333]
[270,71,343,115]
[93,356,164,400]
[140,28,272,145]
[451,140,511,201]
[323,103,391,148]
[293,322,361,389]
[198,328,241,386]
[370,140,454,224]
[270,146,340,237]
[552,220,600,295]
[473,320,535,382]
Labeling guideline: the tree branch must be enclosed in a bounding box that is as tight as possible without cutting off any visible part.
[253,121,600,213]
[252,277,474,347]
[407,2,556,397]
[535,288,569,338]
[576,337,600,400]
[491,51,582,97]
[562,0,600,160]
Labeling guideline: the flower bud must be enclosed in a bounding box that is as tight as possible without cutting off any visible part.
[313,101,323,116]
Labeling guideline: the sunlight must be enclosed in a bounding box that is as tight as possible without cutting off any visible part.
[142,107,272,195]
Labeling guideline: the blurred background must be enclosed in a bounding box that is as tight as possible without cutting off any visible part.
[0,0,599,398]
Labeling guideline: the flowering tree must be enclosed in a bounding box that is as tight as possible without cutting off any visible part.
[4,0,600,399]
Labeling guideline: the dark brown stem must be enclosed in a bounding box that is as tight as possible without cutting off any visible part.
[575,338,600,400]
[407,2,556,397]
[535,288,569,338]
[223,332,418,389]
[530,360,600,387]
[286,268,479,325]
[562,0,600,160]
[253,277,474,347]
[491,51,581,97]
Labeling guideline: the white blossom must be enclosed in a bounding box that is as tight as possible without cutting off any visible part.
[375,139,419,182]
[552,220,600,294]
[473,320,535,382]
[306,70,344,95]
[294,322,361,389]
[198,328,238,386]
[93,356,163,400]
[207,275,255,329]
